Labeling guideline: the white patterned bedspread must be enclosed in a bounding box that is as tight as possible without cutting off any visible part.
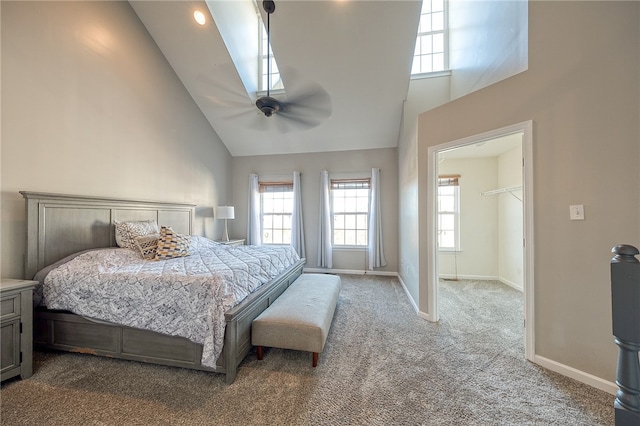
[40,237,301,367]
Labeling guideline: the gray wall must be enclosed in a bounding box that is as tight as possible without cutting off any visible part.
[411,1,639,382]
[231,148,398,273]
[398,77,450,301]
[1,1,232,279]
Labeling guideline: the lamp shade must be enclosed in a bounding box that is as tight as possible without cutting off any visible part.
[216,206,235,220]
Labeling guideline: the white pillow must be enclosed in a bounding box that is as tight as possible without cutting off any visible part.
[114,220,159,249]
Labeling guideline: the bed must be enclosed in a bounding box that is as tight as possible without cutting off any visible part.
[21,191,305,384]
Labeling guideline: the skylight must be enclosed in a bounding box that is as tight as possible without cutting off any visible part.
[411,0,448,76]
[258,5,284,93]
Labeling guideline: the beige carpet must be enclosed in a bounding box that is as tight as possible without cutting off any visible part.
[1,275,614,425]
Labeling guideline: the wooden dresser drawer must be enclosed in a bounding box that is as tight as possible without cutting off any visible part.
[1,279,37,382]
[1,294,20,320]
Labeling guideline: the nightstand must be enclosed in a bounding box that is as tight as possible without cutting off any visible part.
[1,279,37,382]
[216,239,245,246]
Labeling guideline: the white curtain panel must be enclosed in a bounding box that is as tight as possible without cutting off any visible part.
[247,173,262,245]
[291,171,306,258]
[368,167,387,270]
[317,170,333,268]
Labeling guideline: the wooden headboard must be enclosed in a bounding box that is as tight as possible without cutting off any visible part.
[20,191,195,279]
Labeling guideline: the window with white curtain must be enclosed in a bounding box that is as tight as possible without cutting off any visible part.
[331,179,370,247]
[260,182,293,244]
[438,175,460,251]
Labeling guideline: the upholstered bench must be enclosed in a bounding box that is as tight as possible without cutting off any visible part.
[252,273,341,367]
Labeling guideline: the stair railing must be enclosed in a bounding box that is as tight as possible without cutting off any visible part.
[610,244,640,426]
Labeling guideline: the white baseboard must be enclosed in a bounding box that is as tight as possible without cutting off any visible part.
[308,269,617,394]
[498,277,524,292]
[303,267,398,277]
[533,355,618,396]
[439,274,524,292]
[439,274,498,281]
[397,274,434,322]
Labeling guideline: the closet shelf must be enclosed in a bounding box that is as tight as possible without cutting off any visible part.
[481,185,523,201]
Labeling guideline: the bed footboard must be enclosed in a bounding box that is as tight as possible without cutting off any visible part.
[223,258,305,383]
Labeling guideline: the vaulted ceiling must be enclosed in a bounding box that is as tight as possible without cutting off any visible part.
[130,1,422,157]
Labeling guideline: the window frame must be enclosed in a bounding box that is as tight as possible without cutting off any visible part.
[259,181,293,246]
[411,0,449,78]
[437,175,460,252]
[330,178,370,249]
[257,7,284,94]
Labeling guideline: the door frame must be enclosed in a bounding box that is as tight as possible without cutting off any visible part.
[426,120,534,361]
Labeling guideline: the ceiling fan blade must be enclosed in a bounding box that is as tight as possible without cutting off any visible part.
[201,94,253,111]
[223,107,261,121]
[280,67,332,121]
[277,110,324,132]
[195,64,253,111]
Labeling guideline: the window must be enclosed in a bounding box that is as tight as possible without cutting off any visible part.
[258,9,283,92]
[331,179,370,247]
[260,182,292,244]
[411,0,448,76]
[438,175,460,251]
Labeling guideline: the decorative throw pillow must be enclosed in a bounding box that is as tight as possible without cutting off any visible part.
[154,226,190,260]
[134,233,160,260]
[115,220,159,249]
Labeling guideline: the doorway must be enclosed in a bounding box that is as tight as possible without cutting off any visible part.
[426,121,534,361]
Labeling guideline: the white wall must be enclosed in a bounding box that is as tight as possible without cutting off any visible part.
[437,146,523,287]
[415,1,639,382]
[231,148,398,273]
[1,1,232,279]
[497,146,523,289]
[448,0,528,100]
[438,157,499,279]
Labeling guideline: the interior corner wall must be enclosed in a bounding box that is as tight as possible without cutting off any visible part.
[448,0,528,100]
[398,76,451,303]
[417,1,640,382]
[1,1,232,279]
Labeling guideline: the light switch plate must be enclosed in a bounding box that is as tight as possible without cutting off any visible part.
[570,205,585,220]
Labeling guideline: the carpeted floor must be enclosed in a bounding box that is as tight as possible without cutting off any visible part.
[0,275,614,425]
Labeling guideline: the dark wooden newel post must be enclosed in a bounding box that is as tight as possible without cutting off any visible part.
[610,244,640,426]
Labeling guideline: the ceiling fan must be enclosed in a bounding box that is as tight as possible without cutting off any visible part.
[251,0,332,131]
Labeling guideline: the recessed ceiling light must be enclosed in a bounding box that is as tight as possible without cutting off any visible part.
[193,10,206,26]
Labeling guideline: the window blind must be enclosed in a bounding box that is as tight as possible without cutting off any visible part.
[438,174,460,187]
[330,178,371,190]
[259,181,293,192]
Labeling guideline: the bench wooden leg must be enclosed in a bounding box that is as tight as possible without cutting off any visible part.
[257,346,264,360]
[312,352,318,367]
